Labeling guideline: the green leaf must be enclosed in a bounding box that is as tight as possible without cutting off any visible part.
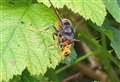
[104,0,120,23]
[89,19,120,59]
[0,1,61,82]
[9,69,53,82]
[101,26,120,59]
[38,0,107,26]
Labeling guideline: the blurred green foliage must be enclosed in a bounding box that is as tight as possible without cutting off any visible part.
[0,0,120,82]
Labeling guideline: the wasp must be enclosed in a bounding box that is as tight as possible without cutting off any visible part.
[48,0,79,57]
[29,18,75,57]
[29,0,78,58]
[53,19,77,57]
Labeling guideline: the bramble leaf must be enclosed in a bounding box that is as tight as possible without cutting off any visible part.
[104,0,120,23]
[9,69,53,82]
[0,0,61,82]
[38,0,107,26]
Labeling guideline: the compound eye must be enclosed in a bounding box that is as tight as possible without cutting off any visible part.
[64,22,70,25]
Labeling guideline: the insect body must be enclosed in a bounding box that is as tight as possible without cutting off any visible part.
[53,19,76,57]
[48,0,79,57]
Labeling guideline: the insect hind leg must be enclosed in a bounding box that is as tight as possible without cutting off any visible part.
[73,39,80,42]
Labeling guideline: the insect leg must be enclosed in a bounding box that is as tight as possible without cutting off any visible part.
[42,25,58,32]
[73,39,80,42]
[28,24,58,33]
[28,27,49,33]
[52,32,57,40]
[47,24,59,32]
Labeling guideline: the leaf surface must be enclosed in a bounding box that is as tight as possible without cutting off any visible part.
[38,0,107,26]
[101,26,120,59]
[0,0,61,81]
[104,0,120,23]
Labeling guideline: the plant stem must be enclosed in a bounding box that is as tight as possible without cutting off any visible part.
[56,52,94,74]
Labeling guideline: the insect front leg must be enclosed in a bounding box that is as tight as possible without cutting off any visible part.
[52,32,57,40]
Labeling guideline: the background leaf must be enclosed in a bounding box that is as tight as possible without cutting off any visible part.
[101,25,120,59]
[78,32,120,82]
[104,0,120,23]
[89,19,120,59]
[38,0,107,26]
[0,0,61,81]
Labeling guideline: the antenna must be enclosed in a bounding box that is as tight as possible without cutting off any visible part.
[48,0,63,25]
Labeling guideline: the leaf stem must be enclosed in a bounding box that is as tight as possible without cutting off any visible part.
[56,52,94,74]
